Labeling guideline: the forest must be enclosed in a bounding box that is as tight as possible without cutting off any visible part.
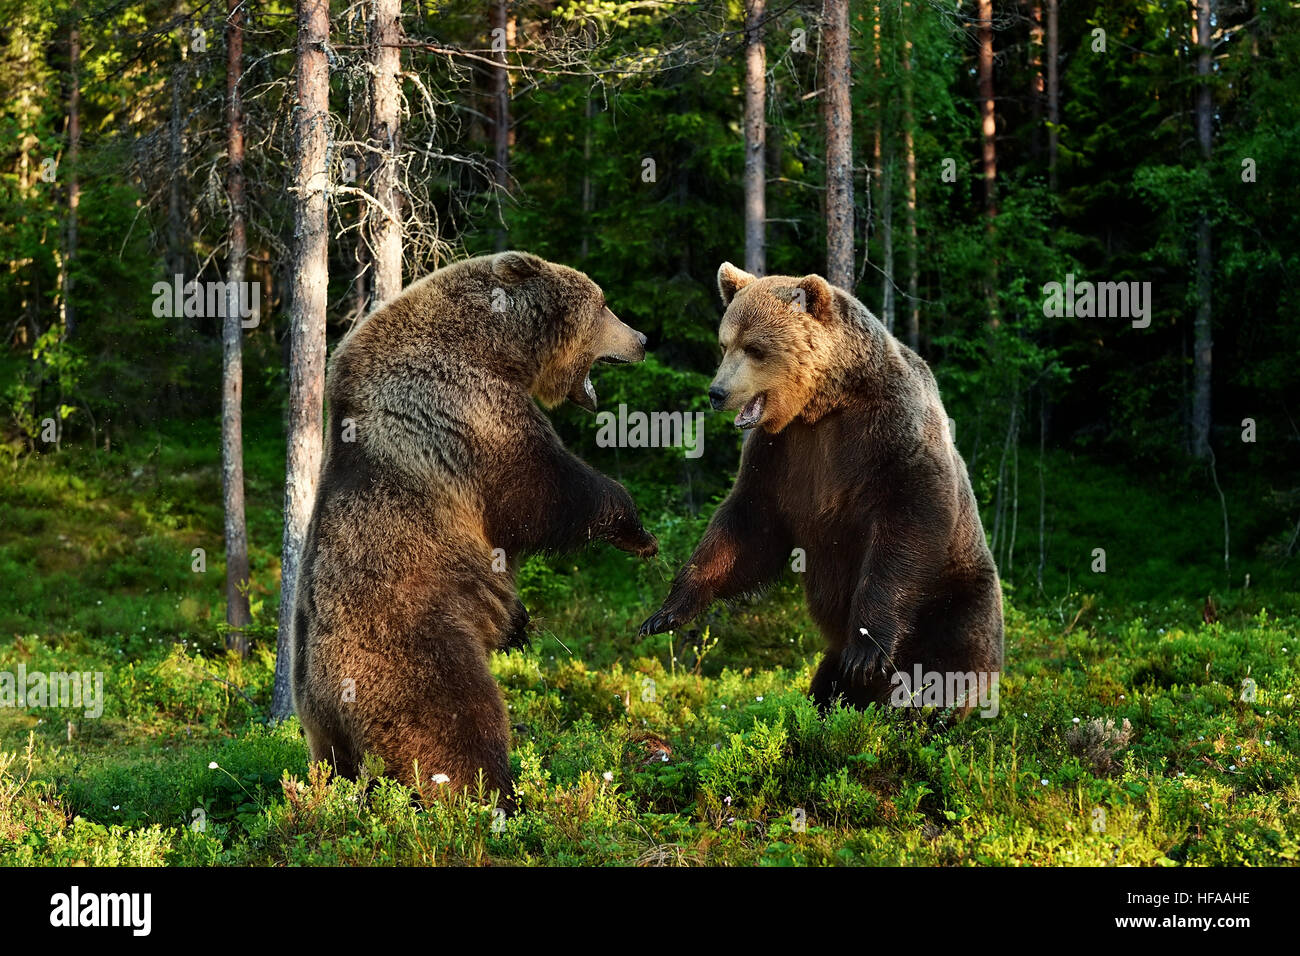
[0,0,1297,867]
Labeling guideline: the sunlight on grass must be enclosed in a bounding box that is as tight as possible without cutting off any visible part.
[0,431,1297,866]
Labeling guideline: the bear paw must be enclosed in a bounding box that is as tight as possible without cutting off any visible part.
[503,603,532,652]
[840,628,895,683]
[638,605,684,636]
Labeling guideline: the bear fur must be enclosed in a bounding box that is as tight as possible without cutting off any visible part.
[292,251,658,809]
[640,262,1003,713]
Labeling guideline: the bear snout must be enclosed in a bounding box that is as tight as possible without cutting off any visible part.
[593,307,649,366]
[708,385,728,410]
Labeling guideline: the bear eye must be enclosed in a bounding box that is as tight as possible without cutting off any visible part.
[744,344,766,361]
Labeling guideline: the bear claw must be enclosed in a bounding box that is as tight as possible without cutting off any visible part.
[840,641,891,684]
[638,608,678,636]
[504,628,532,652]
[503,603,532,652]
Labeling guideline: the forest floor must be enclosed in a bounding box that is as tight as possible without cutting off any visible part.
[1,423,1297,866]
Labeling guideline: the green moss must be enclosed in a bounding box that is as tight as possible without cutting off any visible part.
[0,425,1296,866]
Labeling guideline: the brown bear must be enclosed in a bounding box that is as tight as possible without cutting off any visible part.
[640,262,1003,714]
[291,251,658,810]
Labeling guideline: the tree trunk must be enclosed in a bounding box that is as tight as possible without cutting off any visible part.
[1007,408,1020,575]
[223,0,253,655]
[1191,0,1214,459]
[977,0,997,218]
[64,17,80,339]
[17,14,35,197]
[1046,0,1059,192]
[881,145,895,333]
[273,0,331,721]
[822,0,853,289]
[352,234,369,323]
[871,1,889,330]
[580,88,593,260]
[870,0,882,266]
[491,0,514,251]
[743,0,766,276]
[1029,1,1044,162]
[15,12,40,346]
[977,0,999,325]
[901,0,919,351]
[368,0,402,307]
[351,72,369,327]
[167,61,187,282]
[1036,395,1046,593]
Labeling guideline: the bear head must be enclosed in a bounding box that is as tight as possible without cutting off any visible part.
[707,261,848,433]
[491,251,647,412]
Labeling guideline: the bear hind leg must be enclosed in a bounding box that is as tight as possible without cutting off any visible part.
[810,649,849,714]
[300,704,361,779]
[378,652,517,813]
[811,646,904,713]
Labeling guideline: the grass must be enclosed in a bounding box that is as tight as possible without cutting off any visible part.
[0,415,1297,866]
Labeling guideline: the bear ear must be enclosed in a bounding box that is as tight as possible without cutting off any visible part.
[717,261,757,307]
[492,250,546,284]
[797,274,835,321]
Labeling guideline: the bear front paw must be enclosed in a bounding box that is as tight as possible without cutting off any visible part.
[638,606,683,636]
[503,603,532,652]
[841,629,895,683]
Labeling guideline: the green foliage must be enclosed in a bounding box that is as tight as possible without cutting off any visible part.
[2,429,1296,867]
[2,576,1297,865]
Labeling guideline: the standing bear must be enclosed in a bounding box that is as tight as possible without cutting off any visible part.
[292,251,658,809]
[641,263,1003,713]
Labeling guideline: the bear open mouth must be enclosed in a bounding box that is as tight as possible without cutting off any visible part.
[569,372,599,412]
[596,354,630,365]
[735,393,765,429]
